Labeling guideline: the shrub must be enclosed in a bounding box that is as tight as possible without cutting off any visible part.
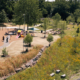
[2,48,8,57]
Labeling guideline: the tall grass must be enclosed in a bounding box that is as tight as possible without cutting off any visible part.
[7,36,80,80]
[0,45,43,77]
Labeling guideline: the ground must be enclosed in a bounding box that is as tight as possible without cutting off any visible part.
[0,27,60,62]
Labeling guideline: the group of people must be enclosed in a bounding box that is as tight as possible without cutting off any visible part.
[2,36,9,43]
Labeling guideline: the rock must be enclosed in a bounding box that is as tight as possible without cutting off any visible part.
[33,56,38,61]
[50,73,55,77]
[56,70,61,73]
[32,61,37,66]
[77,79,80,80]
[61,74,66,78]
[37,52,42,57]
[25,62,32,67]
[21,64,26,70]
[15,68,22,73]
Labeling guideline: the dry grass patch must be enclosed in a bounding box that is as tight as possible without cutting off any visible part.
[0,45,43,77]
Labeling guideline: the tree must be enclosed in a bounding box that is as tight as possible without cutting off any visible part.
[14,0,41,29]
[77,17,80,24]
[43,18,49,38]
[0,0,15,19]
[76,27,79,36]
[0,9,8,23]
[53,13,61,21]
[24,34,33,47]
[47,34,53,46]
[66,15,75,24]
[74,9,80,22]
[52,13,61,30]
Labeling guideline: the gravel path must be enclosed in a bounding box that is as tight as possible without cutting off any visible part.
[0,35,10,49]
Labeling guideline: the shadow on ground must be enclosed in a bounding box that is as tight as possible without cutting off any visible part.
[0,23,7,27]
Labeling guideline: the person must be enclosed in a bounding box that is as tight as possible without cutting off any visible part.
[6,37,8,43]
[2,36,4,41]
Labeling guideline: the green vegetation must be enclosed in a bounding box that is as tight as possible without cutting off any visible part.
[2,48,8,57]
[7,36,80,80]
[43,18,49,37]
[47,34,53,46]
[0,45,42,77]
[24,34,33,47]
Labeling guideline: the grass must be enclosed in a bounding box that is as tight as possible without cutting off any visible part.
[64,24,80,37]
[0,45,43,77]
[7,36,80,80]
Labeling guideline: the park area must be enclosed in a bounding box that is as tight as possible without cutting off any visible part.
[1,0,80,80]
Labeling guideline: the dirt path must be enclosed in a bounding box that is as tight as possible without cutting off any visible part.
[69,72,80,80]
[0,33,60,62]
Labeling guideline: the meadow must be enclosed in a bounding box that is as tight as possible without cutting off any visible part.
[7,35,80,80]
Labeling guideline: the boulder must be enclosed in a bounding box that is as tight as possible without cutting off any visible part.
[50,73,55,77]
[32,61,37,66]
[15,68,22,73]
[25,62,31,67]
[56,70,61,73]
[21,64,26,70]
[61,74,66,78]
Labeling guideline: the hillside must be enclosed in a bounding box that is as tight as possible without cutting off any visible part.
[7,36,80,80]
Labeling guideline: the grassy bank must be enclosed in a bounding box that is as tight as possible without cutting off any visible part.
[7,36,80,80]
[0,45,42,77]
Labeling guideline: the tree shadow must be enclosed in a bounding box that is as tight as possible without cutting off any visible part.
[0,23,7,27]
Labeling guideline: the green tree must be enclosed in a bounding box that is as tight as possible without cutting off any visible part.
[74,9,80,22]
[0,9,8,23]
[76,27,79,36]
[77,17,80,24]
[2,48,8,57]
[43,18,49,38]
[66,15,75,24]
[24,34,33,47]
[14,0,41,29]
[53,13,61,21]
[47,34,53,46]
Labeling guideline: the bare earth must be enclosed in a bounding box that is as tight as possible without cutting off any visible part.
[0,32,60,62]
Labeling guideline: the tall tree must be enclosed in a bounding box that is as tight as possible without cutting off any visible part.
[14,0,41,29]
[43,18,48,38]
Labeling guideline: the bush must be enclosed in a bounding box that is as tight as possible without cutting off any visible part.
[47,34,53,46]
[2,48,8,57]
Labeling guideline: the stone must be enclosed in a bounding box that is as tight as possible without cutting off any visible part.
[50,73,55,77]
[77,79,80,80]
[33,56,38,61]
[21,64,26,70]
[15,68,22,73]
[56,70,61,73]
[25,62,32,67]
[61,74,66,78]
[32,61,37,65]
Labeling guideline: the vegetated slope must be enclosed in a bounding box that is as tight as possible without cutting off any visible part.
[7,36,80,80]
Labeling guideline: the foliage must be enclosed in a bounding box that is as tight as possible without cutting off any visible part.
[7,36,80,80]
[14,0,41,26]
[53,13,61,21]
[47,34,53,43]
[74,9,80,22]
[77,17,80,24]
[0,10,8,23]
[2,48,8,57]
[47,34,53,46]
[43,18,49,37]
[0,45,42,77]
[24,34,33,44]
[76,28,79,33]
[66,15,75,24]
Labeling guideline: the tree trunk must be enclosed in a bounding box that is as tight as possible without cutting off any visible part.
[49,42,50,47]
[29,43,31,47]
